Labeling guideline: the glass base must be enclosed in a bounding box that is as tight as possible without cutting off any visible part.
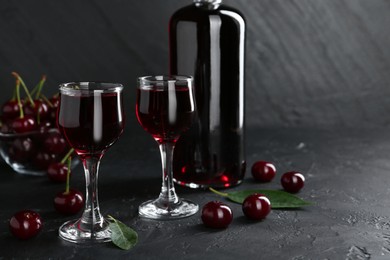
[139,198,199,220]
[59,218,111,244]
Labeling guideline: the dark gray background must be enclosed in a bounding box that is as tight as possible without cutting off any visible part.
[0,0,390,128]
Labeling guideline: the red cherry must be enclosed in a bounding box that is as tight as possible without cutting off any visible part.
[8,137,35,163]
[9,210,42,239]
[50,96,60,108]
[24,100,49,120]
[10,116,37,133]
[37,121,53,134]
[44,132,67,155]
[242,194,271,220]
[251,161,276,182]
[33,151,57,170]
[54,189,84,215]
[281,171,305,193]
[48,108,57,125]
[0,123,13,134]
[47,162,69,182]
[1,100,20,122]
[47,96,60,124]
[201,201,233,228]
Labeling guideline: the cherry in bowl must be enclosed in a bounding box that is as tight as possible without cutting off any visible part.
[0,128,76,176]
[24,100,50,121]
[43,132,67,155]
[10,116,37,134]
[8,137,35,163]
[1,100,20,122]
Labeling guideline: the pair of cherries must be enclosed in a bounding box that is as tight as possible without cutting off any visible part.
[9,157,84,240]
[9,196,83,241]
[9,165,84,240]
[202,194,271,229]
[251,161,305,193]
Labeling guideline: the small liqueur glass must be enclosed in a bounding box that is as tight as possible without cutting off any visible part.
[136,75,198,219]
[57,82,125,243]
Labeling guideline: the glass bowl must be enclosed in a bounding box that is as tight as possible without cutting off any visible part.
[0,127,78,176]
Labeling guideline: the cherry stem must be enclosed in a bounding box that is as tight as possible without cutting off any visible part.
[65,156,71,194]
[11,72,35,107]
[15,80,24,119]
[209,187,229,197]
[35,75,46,99]
[61,148,74,164]
[30,84,39,98]
[40,94,53,108]
[11,86,16,101]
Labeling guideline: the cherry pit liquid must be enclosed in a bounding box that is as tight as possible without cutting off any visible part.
[57,93,124,155]
[136,87,195,143]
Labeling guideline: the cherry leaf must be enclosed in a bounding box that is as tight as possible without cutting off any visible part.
[210,188,311,209]
[108,215,138,250]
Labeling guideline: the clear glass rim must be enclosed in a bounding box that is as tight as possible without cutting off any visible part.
[0,127,59,139]
[138,75,193,86]
[59,82,123,94]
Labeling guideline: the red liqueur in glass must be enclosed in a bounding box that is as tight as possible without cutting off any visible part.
[58,92,124,155]
[136,87,194,143]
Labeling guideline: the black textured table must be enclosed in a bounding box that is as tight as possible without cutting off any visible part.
[1,127,390,259]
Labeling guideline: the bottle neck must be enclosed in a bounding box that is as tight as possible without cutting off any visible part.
[193,0,222,8]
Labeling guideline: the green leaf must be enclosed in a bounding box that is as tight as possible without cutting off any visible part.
[108,215,138,250]
[210,188,311,209]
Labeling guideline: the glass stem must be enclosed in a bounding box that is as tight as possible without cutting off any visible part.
[80,155,104,235]
[158,142,179,206]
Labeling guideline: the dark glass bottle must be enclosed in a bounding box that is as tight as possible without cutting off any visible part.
[170,0,246,188]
